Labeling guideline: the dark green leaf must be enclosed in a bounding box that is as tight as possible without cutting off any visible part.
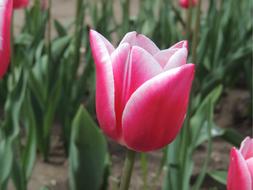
[208,170,227,185]
[69,106,107,190]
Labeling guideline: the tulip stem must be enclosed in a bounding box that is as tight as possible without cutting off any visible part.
[186,0,193,39]
[47,0,52,64]
[119,149,136,190]
[191,0,202,64]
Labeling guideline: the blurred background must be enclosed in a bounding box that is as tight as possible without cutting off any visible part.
[0,0,252,189]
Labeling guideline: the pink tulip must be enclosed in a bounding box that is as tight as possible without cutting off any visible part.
[40,0,48,11]
[0,0,12,78]
[90,30,195,152]
[227,137,253,190]
[179,0,197,9]
[13,0,28,9]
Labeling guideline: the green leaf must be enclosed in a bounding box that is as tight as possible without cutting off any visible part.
[54,20,67,37]
[208,170,227,185]
[51,36,71,62]
[190,85,223,148]
[21,93,37,180]
[69,106,108,190]
[11,156,26,190]
[0,139,13,185]
[221,128,244,147]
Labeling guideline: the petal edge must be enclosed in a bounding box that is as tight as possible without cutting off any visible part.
[122,64,195,152]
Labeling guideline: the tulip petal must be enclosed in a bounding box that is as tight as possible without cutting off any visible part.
[179,0,198,9]
[89,30,118,140]
[240,137,253,160]
[13,0,29,9]
[153,49,178,67]
[164,48,188,71]
[112,45,162,130]
[169,40,188,49]
[119,32,160,55]
[90,29,115,55]
[246,158,253,189]
[0,0,12,78]
[111,43,131,135]
[122,64,195,152]
[227,148,252,190]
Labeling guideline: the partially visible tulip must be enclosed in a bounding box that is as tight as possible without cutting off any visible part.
[40,0,48,11]
[0,0,12,78]
[179,0,197,9]
[13,0,28,9]
[227,137,253,190]
[90,30,195,152]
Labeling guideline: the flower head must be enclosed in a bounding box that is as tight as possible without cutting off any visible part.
[179,0,197,9]
[90,30,195,152]
[13,0,29,9]
[227,137,253,190]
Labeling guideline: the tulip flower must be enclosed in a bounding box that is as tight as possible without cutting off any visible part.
[90,30,195,152]
[0,0,12,78]
[40,0,48,11]
[179,0,197,9]
[13,0,28,9]
[227,137,253,190]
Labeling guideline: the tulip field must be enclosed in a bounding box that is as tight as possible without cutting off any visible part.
[0,0,252,189]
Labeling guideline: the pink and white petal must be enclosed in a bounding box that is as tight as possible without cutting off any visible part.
[164,47,188,71]
[119,31,160,55]
[90,29,115,55]
[122,64,195,152]
[89,30,118,140]
[169,40,188,49]
[246,158,253,189]
[111,43,131,134]
[153,49,179,67]
[127,46,163,99]
[0,0,12,78]
[112,45,162,129]
[227,148,252,190]
[240,137,253,160]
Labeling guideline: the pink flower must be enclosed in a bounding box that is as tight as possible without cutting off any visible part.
[227,137,253,190]
[40,0,47,11]
[90,30,195,152]
[13,0,28,9]
[0,0,12,78]
[179,0,197,9]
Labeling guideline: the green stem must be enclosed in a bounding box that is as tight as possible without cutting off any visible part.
[171,2,186,29]
[186,0,193,39]
[140,153,148,190]
[192,101,213,190]
[191,0,202,64]
[73,0,85,78]
[119,149,136,190]
[47,0,52,64]
[121,0,130,34]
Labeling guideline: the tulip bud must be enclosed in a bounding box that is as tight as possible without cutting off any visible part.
[179,0,197,9]
[13,0,29,9]
[227,137,253,190]
[40,0,48,11]
[90,30,195,152]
